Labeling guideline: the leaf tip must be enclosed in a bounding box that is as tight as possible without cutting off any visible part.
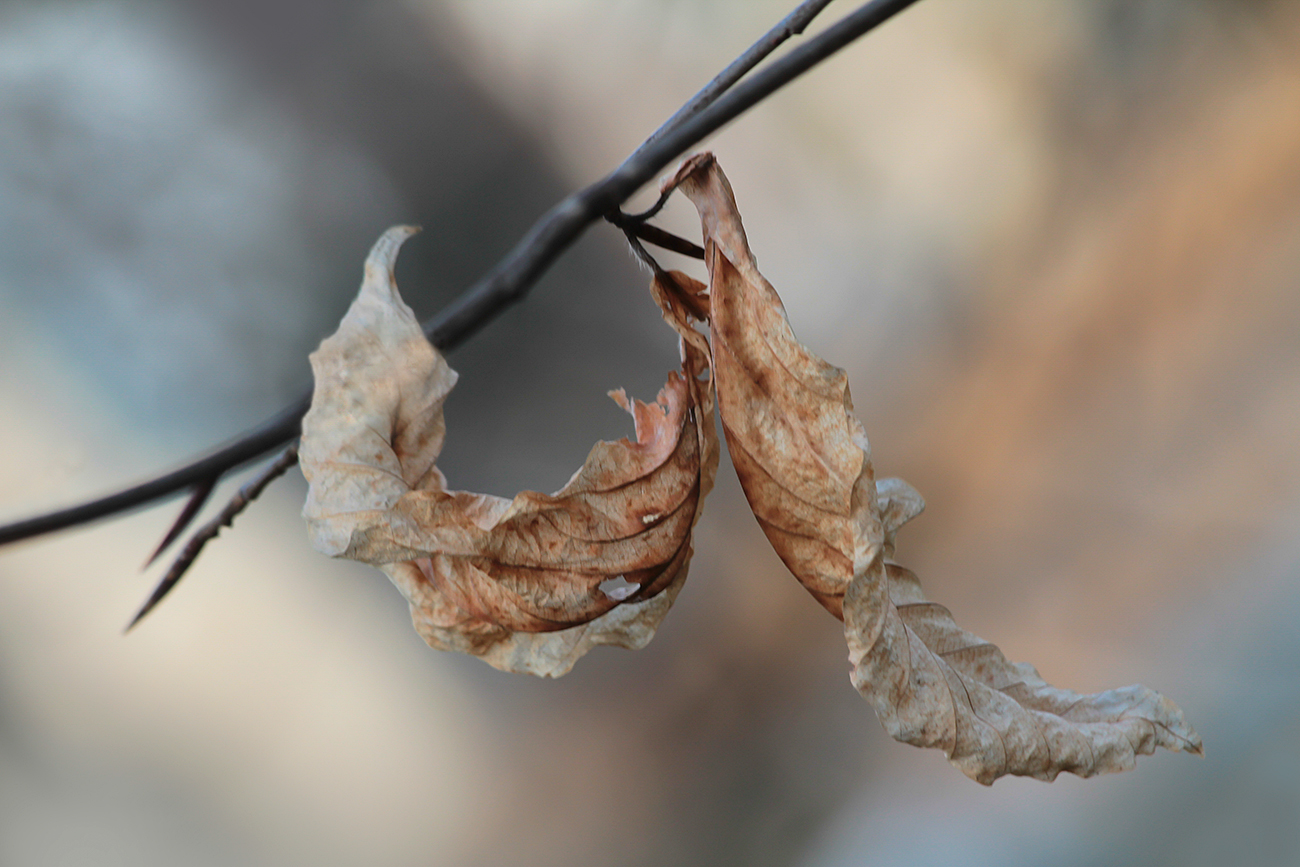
[362,224,422,292]
[1175,724,1205,757]
[661,151,716,196]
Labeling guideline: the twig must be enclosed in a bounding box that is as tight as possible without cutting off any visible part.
[424,0,928,352]
[126,446,299,630]
[143,476,218,569]
[0,397,308,545]
[613,219,706,260]
[638,0,838,151]
[0,0,921,549]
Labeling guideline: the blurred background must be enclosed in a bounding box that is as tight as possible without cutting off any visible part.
[2,0,1299,864]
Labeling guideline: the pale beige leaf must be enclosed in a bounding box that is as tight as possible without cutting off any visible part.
[300,226,716,677]
[667,153,1202,783]
[301,225,456,558]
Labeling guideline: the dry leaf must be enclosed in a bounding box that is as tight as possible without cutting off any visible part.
[300,226,717,677]
[667,153,1203,784]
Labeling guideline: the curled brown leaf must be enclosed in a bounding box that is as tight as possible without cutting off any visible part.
[667,153,1202,783]
[300,226,717,677]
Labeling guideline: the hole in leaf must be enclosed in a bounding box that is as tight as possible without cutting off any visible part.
[599,575,639,601]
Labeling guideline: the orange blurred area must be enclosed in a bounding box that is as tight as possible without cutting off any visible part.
[2,1,1299,864]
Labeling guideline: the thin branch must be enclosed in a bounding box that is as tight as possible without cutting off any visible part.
[0,0,921,548]
[126,446,299,631]
[615,220,706,260]
[0,397,307,545]
[424,0,929,352]
[639,0,837,151]
[143,476,218,568]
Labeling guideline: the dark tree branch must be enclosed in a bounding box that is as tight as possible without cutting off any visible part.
[126,447,299,630]
[143,476,218,569]
[612,219,706,260]
[638,0,837,151]
[0,396,309,546]
[0,0,920,550]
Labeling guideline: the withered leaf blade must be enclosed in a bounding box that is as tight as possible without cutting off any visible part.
[669,153,1202,783]
[300,226,716,677]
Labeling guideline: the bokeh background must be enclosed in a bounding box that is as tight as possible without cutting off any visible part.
[3,0,1300,864]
